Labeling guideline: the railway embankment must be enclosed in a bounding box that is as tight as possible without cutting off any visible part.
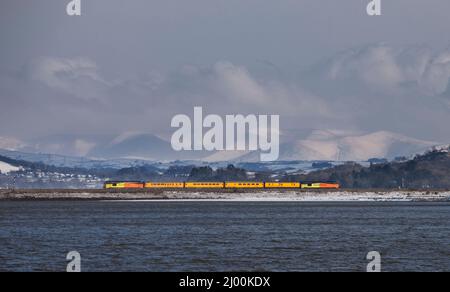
[0,189,449,201]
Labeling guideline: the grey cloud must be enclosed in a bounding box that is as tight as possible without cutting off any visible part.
[4,46,450,146]
[298,44,450,141]
[421,51,450,96]
[154,61,332,119]
[2,56,337,140]
[25,57,111,100]
[2,0,450,156]
[319,44,450,98]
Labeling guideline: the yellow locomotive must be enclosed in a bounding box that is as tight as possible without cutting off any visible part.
[104,181,145,189]
[301,183,340,189]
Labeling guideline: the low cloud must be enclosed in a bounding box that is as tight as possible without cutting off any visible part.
[25,57,111,100]
[321,44,450,98]
[420,51,450,96]
[0,136,25,151]
[2,45,450,152]
[155,61,333,120]
[74,139,97,156]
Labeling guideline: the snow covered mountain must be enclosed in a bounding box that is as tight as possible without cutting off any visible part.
[295,130,438,161]
[0,130,442,164]
[88,133,174,160]
[210,130,439,162]
[0,133,204,162]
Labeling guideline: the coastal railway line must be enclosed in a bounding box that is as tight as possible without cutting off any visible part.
[103,181,341,190]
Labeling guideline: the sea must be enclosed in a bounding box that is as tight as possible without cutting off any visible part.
[0,200,449,272]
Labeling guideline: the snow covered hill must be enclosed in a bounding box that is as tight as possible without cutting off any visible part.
[0,130,443,165]
[0,161,22,174]
[209,130,439,162]
[0,133,205,162]
[0,149,154,169]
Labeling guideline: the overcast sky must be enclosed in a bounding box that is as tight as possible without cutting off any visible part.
[1,0,450,146]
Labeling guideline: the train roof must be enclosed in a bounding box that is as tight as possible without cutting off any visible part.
[104,181,144,184]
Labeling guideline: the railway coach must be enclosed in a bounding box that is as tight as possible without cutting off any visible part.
[185,182,225,188]
[225,182,265,188]
[145,182,185,188]
[264,182,301,188]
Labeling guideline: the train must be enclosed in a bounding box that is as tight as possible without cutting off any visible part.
[104,181,340,189]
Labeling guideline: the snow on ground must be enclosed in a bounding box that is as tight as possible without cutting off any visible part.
[0,161,21,174]
[2,190,449,202]
[111,191,450,202]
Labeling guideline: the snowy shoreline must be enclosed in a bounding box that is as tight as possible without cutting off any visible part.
[1,190,449,202]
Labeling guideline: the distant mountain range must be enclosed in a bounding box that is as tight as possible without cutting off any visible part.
[0,130,443,163]
[0,133,202,162]
[206,130,439,162]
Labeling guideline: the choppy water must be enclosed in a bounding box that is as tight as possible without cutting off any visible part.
[0,200,449,272]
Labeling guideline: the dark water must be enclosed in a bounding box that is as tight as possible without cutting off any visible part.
[0,201,449,272]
